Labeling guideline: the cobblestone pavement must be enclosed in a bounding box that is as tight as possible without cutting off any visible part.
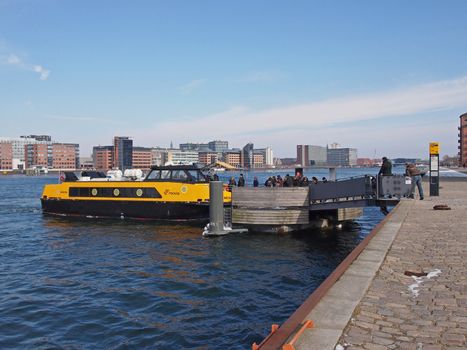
[337,181,467,350]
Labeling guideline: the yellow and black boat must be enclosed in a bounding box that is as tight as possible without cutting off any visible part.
[41,165,231,221]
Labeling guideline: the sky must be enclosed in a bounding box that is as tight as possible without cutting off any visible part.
[1,0,467,159]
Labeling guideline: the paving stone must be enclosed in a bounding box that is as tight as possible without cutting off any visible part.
[296,182,467,350]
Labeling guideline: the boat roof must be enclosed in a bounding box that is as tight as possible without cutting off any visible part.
[150,164,203,171]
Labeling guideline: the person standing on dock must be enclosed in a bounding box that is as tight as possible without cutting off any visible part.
[405,163,424,200]
[238,174,245,187]
[378,157,392,175]
[253,176,259,187]
[228,177,236,188]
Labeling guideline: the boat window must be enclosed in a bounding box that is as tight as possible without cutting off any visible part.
[146,170,161,180]
[161,170,171,179]
[172,170,188,180]
[186,170,199,181]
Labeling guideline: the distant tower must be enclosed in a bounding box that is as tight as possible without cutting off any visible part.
[242,142,254,169]
[170,141,173,149]
[113,136,133,171]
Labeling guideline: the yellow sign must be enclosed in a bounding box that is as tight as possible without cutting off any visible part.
[430,142,439,155]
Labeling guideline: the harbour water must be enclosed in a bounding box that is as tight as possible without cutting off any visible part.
[1,170,390,349]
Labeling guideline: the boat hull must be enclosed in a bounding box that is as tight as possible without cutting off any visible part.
[41,199,210,221]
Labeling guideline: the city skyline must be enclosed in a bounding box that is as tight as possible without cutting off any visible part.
[1,1,467,158]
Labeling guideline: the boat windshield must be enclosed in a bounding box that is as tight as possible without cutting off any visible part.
[145,168,207,182]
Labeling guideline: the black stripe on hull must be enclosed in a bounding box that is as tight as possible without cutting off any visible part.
[41,199,210,221]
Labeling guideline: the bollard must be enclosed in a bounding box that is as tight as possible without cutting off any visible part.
[209,181,224,234]
[329,167,336,181]
[203,181,249,236]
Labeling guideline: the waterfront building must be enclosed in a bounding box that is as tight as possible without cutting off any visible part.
[180,142,210,152]
[113,136,133,171]
[253,153,265,168]
[297,145,309,166]
[25,143,79,170]
[0,142,13,170]
[327,147,358,167]
[52,143,79,170]
[357,158,375,167]
[208,140,228,152]
[198,152,218,165]
[93,146,113,171]
[0,136,51,164]
[20,135,52,142]
[255,147,274,167]
[459,113,467,167]
[297,145,328,166]
[223,150,242,168]
[79,157,94,170]
[132,147,153,170]
[151,148,168,166]
[167,150,199,165]
[25,143,51,169]
[242,143,254,169]
[308,145,327,166]
[278,158,297,166]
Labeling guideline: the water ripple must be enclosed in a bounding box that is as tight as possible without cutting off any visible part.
[0,175,384,349]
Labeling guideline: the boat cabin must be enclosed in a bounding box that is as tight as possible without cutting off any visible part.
[144,165,208,183]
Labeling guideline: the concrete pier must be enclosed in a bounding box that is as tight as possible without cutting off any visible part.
[261,179,467,349]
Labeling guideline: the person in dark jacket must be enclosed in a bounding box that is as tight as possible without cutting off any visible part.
[378,157,392,176]
[237,174,245,187]
[253,176,259,187]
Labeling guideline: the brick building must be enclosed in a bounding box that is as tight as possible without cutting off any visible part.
[198,152,218,165]
[93,146,114,171]
[132,147,152,170]
[25,143,51,168]
[253,153,264,168]
[52,143,79,170]
[459,113,467,167]
[0,142,13,170]
[223,151,241,168]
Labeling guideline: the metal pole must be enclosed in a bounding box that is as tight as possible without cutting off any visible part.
[429,142,440,197]
[329,167,336,181]
[209,181,224,233]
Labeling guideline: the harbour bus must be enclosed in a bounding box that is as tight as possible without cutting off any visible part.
[41,165,231,221]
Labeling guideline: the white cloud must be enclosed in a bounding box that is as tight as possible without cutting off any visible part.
[179,79,206,94]
[7,54,20,64]
[1,52,51,80]
[133,75,467,157]
[33,65,50,80]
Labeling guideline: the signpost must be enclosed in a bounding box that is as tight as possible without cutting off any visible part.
[429,142,439,196]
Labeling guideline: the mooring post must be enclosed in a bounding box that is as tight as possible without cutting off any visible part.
[329,167,336,181]
[203,181,248,236]
[209,181,224,234]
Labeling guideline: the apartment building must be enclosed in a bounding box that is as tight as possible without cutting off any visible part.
[0,142,13,170]
[132,147,152,170]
